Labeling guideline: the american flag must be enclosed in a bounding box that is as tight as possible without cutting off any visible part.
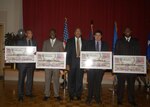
[63,18,69,47]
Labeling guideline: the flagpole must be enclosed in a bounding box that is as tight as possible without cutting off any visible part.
[89,20,94,40]
[146,34,150,93]
[65,17,67,22]
[63,17,69,99]
[109,21,118,96]
[64,17,67,99]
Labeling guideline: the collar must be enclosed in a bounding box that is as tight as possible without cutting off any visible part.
[75,37,81,40]
[95,40,102,43]
[26,38,32,41]
[50,38,56,41]
[125,36,131,40]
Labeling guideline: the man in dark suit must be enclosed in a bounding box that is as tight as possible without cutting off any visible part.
[42,29,63,101]
[65,28,86,101]
[114,27,140,106]
[86,30,108,105]
[17,29,37,102]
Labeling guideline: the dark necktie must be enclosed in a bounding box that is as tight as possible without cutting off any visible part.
[96,41,99,51]
[28,40,31,46]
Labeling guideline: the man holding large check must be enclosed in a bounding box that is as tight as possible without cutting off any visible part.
[17,29,37,102]
[42,28,64,101]
[114,27,141,106]
[84,30,109,105]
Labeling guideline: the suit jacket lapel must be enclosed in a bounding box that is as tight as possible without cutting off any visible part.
[73,37,75,48]
[53,39,56,47]
[52,39,59,48]
[81,38,83,51]
[92,40,96,51]
[25,39,28,46]
[73,38,76,55]
[32,40,35,46]
[48,39,52,48]
[101,41,104,51]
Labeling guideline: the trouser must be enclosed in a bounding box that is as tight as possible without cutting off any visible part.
[68,58,84,98]
[44,69,60,97]
[18,67,34,97]
[87,70,104,101]
[117,73,136,103]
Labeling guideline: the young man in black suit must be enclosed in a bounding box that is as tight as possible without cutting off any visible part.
[115,27,140,106]
[17,29,37,102]
[65,28,86,101]
[86,30,109,105]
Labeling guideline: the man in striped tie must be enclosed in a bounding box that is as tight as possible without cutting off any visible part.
[65,28,87,101]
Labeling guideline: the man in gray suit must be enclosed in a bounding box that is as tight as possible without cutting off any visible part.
[42,28,64,101]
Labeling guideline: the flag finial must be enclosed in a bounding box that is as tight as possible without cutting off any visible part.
[114,21,117,32]
[65,17,67,21]
[90,20,93,25]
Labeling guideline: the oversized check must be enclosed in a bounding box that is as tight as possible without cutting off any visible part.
[80,51,112,69]
[5,46,36,63]
[113,55,146,74]
[36,52,66,69]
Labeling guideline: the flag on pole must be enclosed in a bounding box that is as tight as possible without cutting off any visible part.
[63,18,69,47]
[147,34,150,63]
[112,22,118,53]
[89,20,94,40]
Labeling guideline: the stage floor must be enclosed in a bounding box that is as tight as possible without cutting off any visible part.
[0,81,150,107]
[4,68,114,84]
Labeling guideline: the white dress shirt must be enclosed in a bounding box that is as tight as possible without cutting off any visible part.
[50,38,56,47]
[125,36,131,42]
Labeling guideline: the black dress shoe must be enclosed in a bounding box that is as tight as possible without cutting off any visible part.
[55,96,62,101]
[94,98,102,104]
[96,100,102,105]
[77,96,81,100]
[129,102,138,107]
[18,97,23,102]
[26,94,35,98]
[86,99,91,105]
[117,101,123,105]
[69,97,74,101]
[43,96,50,101]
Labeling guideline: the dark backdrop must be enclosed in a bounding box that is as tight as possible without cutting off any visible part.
[23,0,150,54]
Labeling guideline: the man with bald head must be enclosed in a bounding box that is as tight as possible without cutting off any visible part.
[115,27,140,106]
[65,28,87,101]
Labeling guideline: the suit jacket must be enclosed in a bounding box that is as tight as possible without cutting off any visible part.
[65,37,87,68]
[114,36,140,55]
[86,40,108,51]
[17,39,37,70]
[42,39,64,52]
[87,40,109,71]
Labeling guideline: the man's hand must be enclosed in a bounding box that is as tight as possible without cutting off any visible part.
[60,70,64,75]
[66,65,70,71]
